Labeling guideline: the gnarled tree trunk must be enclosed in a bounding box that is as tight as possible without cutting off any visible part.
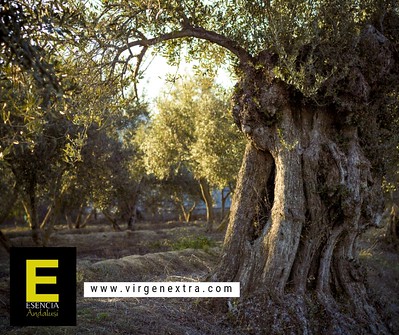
[212,71,388,333]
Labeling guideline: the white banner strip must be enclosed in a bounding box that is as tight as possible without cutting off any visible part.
[84,282,240,298]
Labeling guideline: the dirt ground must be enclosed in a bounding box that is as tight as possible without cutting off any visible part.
[0,220,398,334]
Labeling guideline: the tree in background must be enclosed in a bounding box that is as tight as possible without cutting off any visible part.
[139,76,244,229]
[382,98,399,247]
[190,80,245,222]
[62,99,147,231]
[0,0,147,244]
[0,0,80,245]
[84,0,399,333]
[140,168,203,223]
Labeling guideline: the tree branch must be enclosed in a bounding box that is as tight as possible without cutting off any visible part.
[114,26,252,67]
[132,46,148,98]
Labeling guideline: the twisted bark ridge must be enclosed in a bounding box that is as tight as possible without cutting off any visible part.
[211,27,395,335]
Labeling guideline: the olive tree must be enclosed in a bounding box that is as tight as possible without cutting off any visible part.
[65,107,147,230]
[26,0,399,333]
[140,76,244,227]
[190,79,245,221]
[0,0,143,243]
[0,0,74,244]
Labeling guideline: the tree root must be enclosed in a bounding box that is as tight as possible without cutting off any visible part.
[224,290,390,335]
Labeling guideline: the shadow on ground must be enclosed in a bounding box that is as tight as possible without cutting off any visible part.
[0,221,398,334]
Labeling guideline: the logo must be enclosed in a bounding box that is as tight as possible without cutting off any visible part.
[10,247,76,326]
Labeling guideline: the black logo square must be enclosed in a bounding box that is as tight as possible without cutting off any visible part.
[10,247,76,326]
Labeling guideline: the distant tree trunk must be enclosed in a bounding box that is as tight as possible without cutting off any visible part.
[212,71,388,333]
[65,214,73,229]
[102,210,121,231]
[120,180,142,230]
[22,177,42,245]
[74,203,84,229]
[0,181,19,252]
[0,230,11,253]
[220,188,230,222]
[127,213,135,230]
[124,200,138,230]
[126,202,137,230]
[92,208,98,221]
[172,192,196,223]
[70,205,92,229]
[41,194,66,246]
[386,204,399,246]
[41,205,55,247]
[0,181,19,226]
[216,187,233,231]
[199,178,214,231]
[79,211,92,229]
[216,214,229,232]
[40,206,53,229]
[40,170,66,238]
[180,202,196,223]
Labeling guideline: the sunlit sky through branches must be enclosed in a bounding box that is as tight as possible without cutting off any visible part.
[85,0,234,107]
[139,54,234,106]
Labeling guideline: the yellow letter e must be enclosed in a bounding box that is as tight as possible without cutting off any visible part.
[26,260,59,302]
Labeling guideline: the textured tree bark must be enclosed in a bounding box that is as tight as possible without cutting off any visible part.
[211,72,388,333]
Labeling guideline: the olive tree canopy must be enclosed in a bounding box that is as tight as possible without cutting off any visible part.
[6,0,399,333]
[85,1,399,333]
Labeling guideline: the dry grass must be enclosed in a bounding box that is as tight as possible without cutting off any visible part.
[0,221,398,334]
[359,227,399,332]
[0,220,239,335]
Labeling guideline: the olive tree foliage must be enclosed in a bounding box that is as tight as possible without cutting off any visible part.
[189,80,245,191]
[0,0,83,245]
[0,62,72,246]
[140,169,203,223]
[30,0,399,333]
[0,0,146,246]
[190,78,245,221]
[61,100,148,231]
[138,76,244,224]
